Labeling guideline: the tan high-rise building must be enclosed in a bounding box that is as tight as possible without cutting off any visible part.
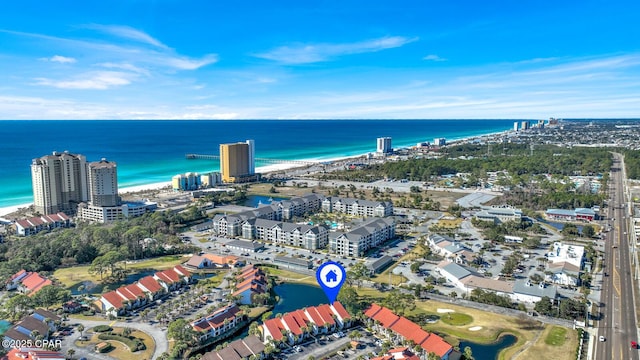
[88,158,119,207]
[31,151,88,215]
[220,142,250,183]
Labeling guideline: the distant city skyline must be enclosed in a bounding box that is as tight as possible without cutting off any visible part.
[1,1,639,120]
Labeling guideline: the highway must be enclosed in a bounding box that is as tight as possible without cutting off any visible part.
[596,153,638,360]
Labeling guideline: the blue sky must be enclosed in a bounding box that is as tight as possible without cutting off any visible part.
[1,1,639,119]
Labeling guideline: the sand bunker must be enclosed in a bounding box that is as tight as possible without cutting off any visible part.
[468,326,483,331]
[437,308,455,313]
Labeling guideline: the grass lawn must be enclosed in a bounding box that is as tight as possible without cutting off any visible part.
[197,238,209,243]
[268,268,317,286]
[544,326,568,346]
[249,306,270,319]
[75,328,154,360]
[54,255,189,291]
[440,312,473,326]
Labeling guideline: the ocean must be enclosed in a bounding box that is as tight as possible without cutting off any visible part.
[0,119,517,208]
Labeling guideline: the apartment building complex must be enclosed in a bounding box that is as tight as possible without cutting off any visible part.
[31,151,88,215]
[329,217,396,257]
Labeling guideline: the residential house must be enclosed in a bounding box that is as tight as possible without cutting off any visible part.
[6,270,52,297]
[233,266,267,305]
[201,335,265,360]
[14,212,70,236]
[3,347,66,360]
[191,304,243,343]
[154,265,191,291]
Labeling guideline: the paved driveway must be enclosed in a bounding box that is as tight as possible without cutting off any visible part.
[61,318,167,360]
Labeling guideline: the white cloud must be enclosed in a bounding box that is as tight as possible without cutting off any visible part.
[85,24,169,49]
[98,62,150,76]
[423,54,446,62]
[41,55,77,63]
[255,36,418,64]
[34,71,135,90]
[162,54,219,70]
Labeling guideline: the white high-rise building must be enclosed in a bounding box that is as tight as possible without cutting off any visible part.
[434,138,447,146]
[31,151,88,215]
[513,122,519,131]
[376,137,392,154]
[246,139,255,175]
[87,158,119,207]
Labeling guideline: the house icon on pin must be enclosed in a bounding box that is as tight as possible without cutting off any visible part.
[325,269,338,283]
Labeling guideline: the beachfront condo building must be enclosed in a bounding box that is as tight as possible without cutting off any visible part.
[376,137,392,154]
[31,151,89,215]
[172,172,201,191]
[434,138,447,146]
[87,158,119,207]
[220,140,256,183]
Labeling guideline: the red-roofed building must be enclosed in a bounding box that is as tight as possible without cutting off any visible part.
[364,303,382,318]
[6,270,29,290]
[330,301,352,328]
[303,307,326,334]
[15,212,70,236]
[190,304,243,343]
[137,276,165,299]
[390,317,430,345]
[16,272,52,297]
[364,304,455,360]
[100,290,126,316]
[154,265,191,291]
[3,347,65,360]
[261,318,287,344]
[421,334,453,359]
[233,266,267,305]
[260,302,352,346]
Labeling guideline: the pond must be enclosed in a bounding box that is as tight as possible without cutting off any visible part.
[243,195,289,208]
[540,219,584,233]
[0,319,11,335]
[458,334,517,360]
[271,283,326,316]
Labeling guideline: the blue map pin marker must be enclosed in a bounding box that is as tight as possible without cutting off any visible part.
[316,261,346,304]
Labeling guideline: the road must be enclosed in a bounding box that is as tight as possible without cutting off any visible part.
[60,318,167,360]
[595,153,638,360]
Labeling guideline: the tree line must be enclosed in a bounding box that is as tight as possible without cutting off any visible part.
[0,209,202,283]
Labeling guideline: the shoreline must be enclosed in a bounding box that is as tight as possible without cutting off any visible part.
[0,128,513,218]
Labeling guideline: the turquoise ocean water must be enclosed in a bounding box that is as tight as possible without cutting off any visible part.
[0,119,518,208]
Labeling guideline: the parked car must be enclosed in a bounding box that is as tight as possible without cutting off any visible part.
[294,345,303,352]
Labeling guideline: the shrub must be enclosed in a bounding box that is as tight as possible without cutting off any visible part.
[93,325,112,333]
[97,333,146,352]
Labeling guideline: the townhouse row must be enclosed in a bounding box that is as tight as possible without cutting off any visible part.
[232,265,268,305]
[2,309,60,345]
[364,304,455,360]
[260,301,352,346]
[98,265,191,316]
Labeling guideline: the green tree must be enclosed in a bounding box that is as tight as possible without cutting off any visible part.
[581,225,595,238]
